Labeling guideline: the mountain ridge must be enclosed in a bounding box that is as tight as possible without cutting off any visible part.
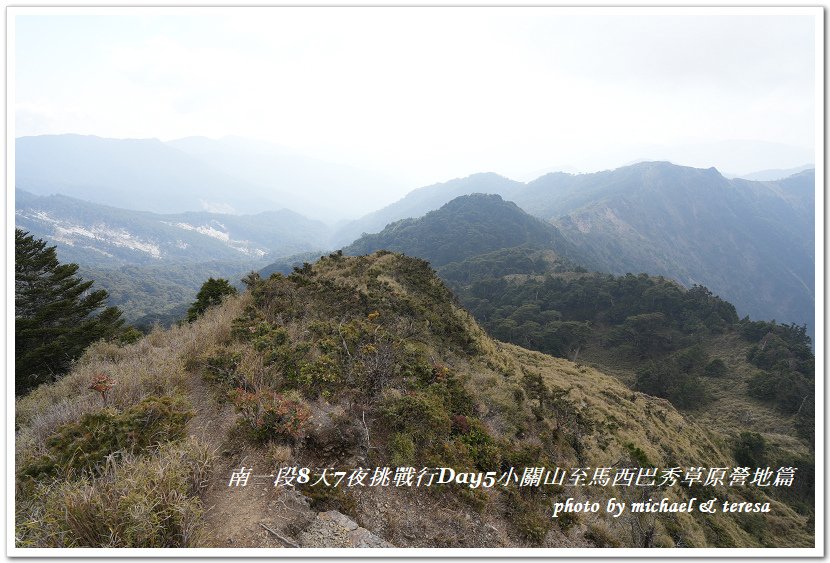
[15,251,813,548]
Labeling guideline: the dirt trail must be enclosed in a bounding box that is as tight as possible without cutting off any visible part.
[181,371,517,549]
[184,372,315,548]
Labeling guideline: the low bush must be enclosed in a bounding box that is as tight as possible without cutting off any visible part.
[229,387,311,444]
[508,495,549,544]
[389,432,416,466]
[458,418,501,471]
[203,350,243,387]
[380,391,452,447]
[20,395,193,479]
[733,432,766,467]
[704,358,728,377]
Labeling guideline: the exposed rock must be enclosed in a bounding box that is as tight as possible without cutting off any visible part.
[305,403,363,458]
[298,511,393,548]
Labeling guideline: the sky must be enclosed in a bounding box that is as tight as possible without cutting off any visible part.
[13,8,819,193]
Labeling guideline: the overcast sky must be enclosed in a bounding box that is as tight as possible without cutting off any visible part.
[13,8,819,191]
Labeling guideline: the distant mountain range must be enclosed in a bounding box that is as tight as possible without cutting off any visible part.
[14,134,815,336]
[331,173,524,246]
[16,134,403,221]
[525,163,815,334]
[726,164,815,182]
[337,163,814,334]
[16,189,332,325]
[16,189,330,267]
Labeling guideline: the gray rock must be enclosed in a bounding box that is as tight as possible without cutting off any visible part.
[298,510,393,548]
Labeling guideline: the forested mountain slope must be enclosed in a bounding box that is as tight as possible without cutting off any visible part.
[16,189,331,266]
[332,173,524,246]
[342,193,585,269]
[513,162,815,333]
[16,190,333,325]
[444,248,814,524]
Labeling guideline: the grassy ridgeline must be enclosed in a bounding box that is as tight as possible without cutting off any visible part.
[14,253,814,548]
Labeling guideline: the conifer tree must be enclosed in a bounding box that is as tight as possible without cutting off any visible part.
[186,277,237,322]
[15,229,124,395]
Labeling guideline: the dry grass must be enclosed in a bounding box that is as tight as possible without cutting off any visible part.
[471,342,730,469]
[15,296,245,548]
[16,295,248,468]
[16,437,215,548]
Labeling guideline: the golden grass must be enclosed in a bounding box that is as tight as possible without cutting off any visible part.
[16,437,215,548]
[16,295,248,463]
[15,295,246,548]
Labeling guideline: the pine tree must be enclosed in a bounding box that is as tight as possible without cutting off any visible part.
[186,277,238,322]
[15,229,124,395]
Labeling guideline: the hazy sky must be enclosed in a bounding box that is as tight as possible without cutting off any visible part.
[13,8,819,190]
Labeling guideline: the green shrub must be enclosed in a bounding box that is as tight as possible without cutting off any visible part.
[733,432,766,467]
[296,354,341,397]
[380,391,452,446]
[389,432,416,466]
[635,359,709,409]
[186,277,237,322]
[424,439,476,471]
[510,496,549,544]
[203,350,243,387]
[748,368,811,414]
[458,418,501,471]
[704,358,728,377]
[118,326,144,345]
[625,442,651,467]
[20,395,193,479]
[674,345,707,375]
[255,325,290,350]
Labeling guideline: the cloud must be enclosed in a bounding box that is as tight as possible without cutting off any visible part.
[14,9,818,185]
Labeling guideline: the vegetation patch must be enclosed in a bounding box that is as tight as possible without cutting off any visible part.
[229,387,311,444]
[16,438,213,548]
[20,394,193,479]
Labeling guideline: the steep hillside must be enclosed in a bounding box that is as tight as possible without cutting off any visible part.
[15,252,813,549]
[335,162,814,337]
[451,260,814,429]
[332,173,524,246]
[445,251,814,524]
[78,262,249,327]
[513,163,814,334]
[342,194,584,269]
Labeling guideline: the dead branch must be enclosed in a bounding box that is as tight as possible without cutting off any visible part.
[259,523,299,548]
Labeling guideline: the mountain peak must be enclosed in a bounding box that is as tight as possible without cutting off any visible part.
[342,192,581,269]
